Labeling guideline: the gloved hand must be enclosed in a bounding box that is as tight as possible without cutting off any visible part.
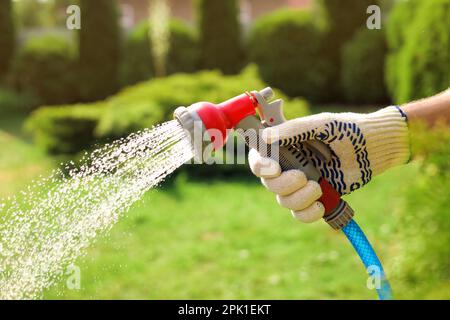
[249,106,410,223]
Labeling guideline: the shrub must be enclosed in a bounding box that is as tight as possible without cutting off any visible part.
[98,65,309,137]
[249,9,328,101]
[0,0,15,81]
[120,20,199,87]
[386,0,450,104]
[319,0,374,43]
[13,34,78,106]
[25,104,105,154]
[120,22,153,87]
[318,0,374,102]
[197,0,245,74]
[79,0,120,101]
[14,0,59,29]
[166,20,199,75]
[385,0,420,102]
[341,27,389,104]
[391,122,450,298]
[0,87,40,113]
[26,66,309,154]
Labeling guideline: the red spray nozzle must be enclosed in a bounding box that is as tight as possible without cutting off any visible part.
[174,88,277,163]
[181,93,258,150]
[192,93,258,149]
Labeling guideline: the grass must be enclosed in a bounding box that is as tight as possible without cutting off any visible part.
[41,165,419,300]
[0,112,54,197]
[1,111,447,300]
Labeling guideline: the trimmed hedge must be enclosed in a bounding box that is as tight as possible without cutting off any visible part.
[0,87,40,113]
[319,0,374,102]
[0,0,15,81]
[320,0,374,45]
[166,20,199,75]
[197,0,245,74]
[386,0,450,104]
[26,66,309,154]
[26,104,105,154]
[121,20,199,87]
[249,9,329,101]
[97,66,308,138]
[341,27,389,104]
[13,34,78,106]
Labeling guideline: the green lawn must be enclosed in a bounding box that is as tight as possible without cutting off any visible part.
[0,113,54,197]
[1,112,446,300]
[41,165,417,300]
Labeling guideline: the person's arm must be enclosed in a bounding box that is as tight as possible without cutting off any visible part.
[402,88,450,125]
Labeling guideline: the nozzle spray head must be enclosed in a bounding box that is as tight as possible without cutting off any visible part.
[174,89,271,163]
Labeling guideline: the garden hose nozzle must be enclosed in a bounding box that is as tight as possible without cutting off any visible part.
[174,92,257,158]
[174,88,353,229]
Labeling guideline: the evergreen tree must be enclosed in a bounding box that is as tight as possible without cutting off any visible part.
[319,0,374,102]
[78,0,120,101]
[197,0,245,74]
[0,0,15,80]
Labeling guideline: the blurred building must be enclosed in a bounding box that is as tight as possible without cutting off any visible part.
[119,0,311,29]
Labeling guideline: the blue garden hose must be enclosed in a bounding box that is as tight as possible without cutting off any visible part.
[342,219,393,300]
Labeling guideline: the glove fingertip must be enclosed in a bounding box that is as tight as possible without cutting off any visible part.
[248,149,281,178]
[292,201,325,223]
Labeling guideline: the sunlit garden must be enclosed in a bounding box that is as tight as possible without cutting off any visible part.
[0,0,449,299]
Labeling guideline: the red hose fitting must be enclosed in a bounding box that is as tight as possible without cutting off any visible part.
[190,93,257,149]
[318,178,341,214]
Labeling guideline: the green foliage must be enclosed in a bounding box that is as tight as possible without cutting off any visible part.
[167,20,199,75]
[13,34,78,106]
[341,28,389,104]
[385,0,419,52]
[120,22,153,87]
[25,104,105,154]
[249,9,328,101]
[386,0,450,104]
[385,0,420,101]
[14,0,51,29]
[196,0,245,74]
[14,0,74,30]
[319,0,374,102]
[0,0,15,80]
[391,122,450,298]
[97,66,308,138]
[0,87,40,113]
[26,66,309,154]
[397,0,450,103]
[79,0,120,101]
[320,0,374,46]
[121,20,199,87]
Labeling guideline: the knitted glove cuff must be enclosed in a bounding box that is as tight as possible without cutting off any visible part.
[357,106,410,176]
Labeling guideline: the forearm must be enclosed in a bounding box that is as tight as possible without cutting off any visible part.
[401,88,450,125]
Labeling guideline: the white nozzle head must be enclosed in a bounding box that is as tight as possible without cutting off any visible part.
[259,87,274,101]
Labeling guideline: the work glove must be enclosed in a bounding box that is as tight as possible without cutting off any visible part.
[249,106,410,223]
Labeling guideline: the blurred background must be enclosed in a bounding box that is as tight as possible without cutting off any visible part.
[0,0,449,299]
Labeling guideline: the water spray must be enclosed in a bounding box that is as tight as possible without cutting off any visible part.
[174,87,393,300]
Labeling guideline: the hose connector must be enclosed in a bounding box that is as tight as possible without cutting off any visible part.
[323,200,354,230]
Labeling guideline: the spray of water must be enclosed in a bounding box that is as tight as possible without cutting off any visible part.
[0,120,193,299]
